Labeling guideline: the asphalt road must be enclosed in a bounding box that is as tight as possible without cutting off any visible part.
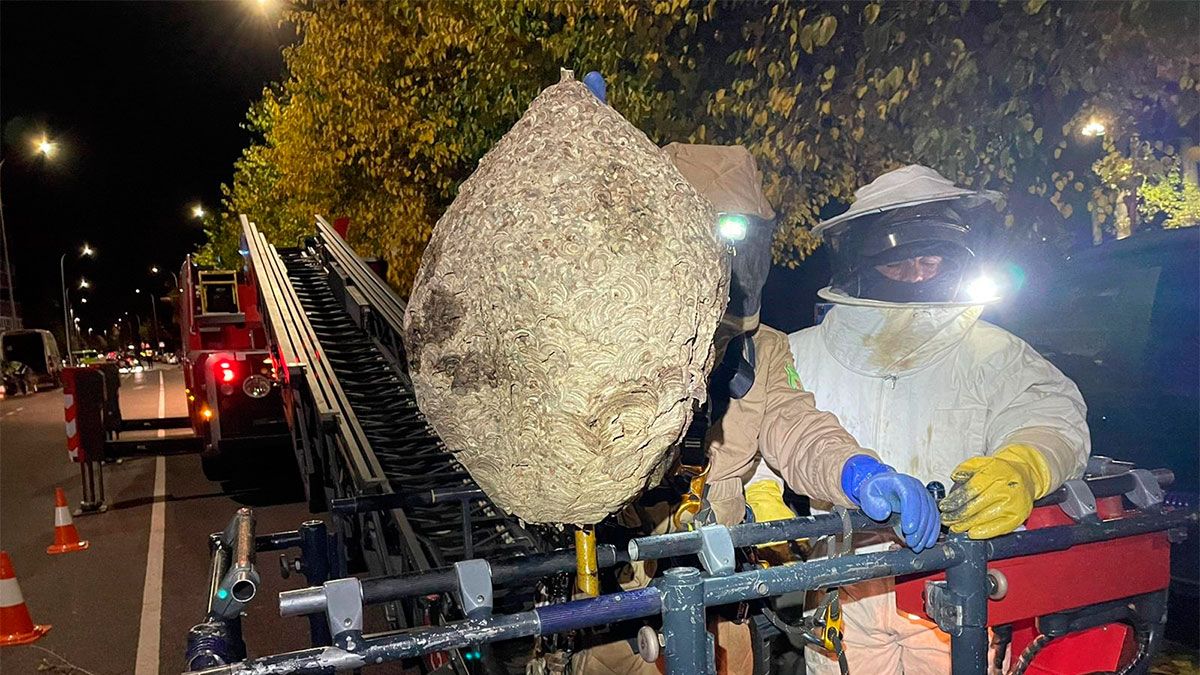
[1,365,316,674]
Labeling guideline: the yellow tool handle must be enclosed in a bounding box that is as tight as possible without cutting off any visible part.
[672,463,710,529]
[820,593,844,652]
[575,527,599,597]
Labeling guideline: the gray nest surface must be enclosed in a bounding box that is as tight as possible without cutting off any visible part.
[403,72,728,524]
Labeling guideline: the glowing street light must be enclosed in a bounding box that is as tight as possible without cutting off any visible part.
[192,204,206,219]
[1080,119,1106,137]
[150,266,159,274]
[33,135,57,158]
[60,244,96,365]
[79,278,91,289]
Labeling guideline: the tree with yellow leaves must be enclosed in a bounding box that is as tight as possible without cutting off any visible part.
[208,0,1197,286]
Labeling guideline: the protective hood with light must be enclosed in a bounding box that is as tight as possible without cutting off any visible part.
[815,165,1002,305]
[664,143,776,399]
[825,203,980,303]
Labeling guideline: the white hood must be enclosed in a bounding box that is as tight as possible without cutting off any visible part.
[818,287,984,377]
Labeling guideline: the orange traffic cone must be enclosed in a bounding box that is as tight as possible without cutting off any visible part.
[46,488,89,555]
[0,551,51,646]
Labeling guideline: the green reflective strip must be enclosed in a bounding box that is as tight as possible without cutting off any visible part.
[785,364,801,390]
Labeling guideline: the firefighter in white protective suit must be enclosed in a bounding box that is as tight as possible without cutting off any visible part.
[744,165,1091,674]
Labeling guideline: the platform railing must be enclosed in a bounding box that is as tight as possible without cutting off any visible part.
[184,482,1196,674]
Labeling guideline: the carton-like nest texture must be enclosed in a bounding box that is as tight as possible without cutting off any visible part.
[403,75,728,524]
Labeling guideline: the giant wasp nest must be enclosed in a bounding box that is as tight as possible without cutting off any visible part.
[402,71,729,524]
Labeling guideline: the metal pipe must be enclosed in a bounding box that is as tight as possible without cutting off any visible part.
[946,538,989,674]
[224,507,1196,675]
[461,499,474,559]
[203,589,662,675]
[206,545,231,619]
[704,544,958,606]
[329,486,486,515]
[629,510,893,560]
[255,530,302,553]
[536,587,661,634]
[1034,468,1174,508]
[212,509,260,619]
[987,507,1197,561]
[281,545,627,617]
[298,521,332,646]
[193,611,544,674]
[661,568,708,675]
[229,508,257,602]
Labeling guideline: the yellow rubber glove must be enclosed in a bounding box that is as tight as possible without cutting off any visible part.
[745,480,794,522]
[745,480,798,560]
[940,444,1054,539]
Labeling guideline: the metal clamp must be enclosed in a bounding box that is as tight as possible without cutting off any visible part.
[923,580,963,633]
[1125,469,1165,510]
[454,559,493,620]
[324,577,364,650]
[1086,455,1135,477]
[1058,479,1098,522]
[696,524,736,576]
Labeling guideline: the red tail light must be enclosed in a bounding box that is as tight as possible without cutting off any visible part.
[216,360,237,383]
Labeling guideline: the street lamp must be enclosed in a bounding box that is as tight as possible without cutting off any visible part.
[1081,118,1106,137]
[79,278,91,290]
[192,204,206,219]
[34,135,57,158]
[1,136,62,330]
[60,244,95,366]
[137,288,162,354]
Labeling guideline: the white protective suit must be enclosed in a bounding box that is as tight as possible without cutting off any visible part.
[750,289,1090,674]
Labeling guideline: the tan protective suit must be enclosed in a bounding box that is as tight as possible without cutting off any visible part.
[706,321,879,524]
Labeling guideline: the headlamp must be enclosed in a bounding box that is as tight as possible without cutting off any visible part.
[717,213,749,242]
[963,274,1001,303]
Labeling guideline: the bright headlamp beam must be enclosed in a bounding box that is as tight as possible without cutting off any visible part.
[1080,119,1106,137]
[964,274,1001,303]
[717,214,749,242]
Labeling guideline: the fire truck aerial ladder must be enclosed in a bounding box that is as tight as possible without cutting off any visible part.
[234,217,553,622]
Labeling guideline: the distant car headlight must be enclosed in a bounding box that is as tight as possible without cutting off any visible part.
[242,374,272,399]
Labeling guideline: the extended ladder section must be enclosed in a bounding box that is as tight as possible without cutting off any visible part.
[240,217,543,596]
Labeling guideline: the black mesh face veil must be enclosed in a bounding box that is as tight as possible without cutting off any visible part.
[825,203,978,303]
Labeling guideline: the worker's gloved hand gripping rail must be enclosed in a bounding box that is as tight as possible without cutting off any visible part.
[185,468,1195,675]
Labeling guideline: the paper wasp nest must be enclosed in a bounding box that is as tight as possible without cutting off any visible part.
[403,71,728,524]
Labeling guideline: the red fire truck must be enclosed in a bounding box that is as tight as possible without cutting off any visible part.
[179,256,290,482]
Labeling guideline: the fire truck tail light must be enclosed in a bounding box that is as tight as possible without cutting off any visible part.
[217,360,237,383]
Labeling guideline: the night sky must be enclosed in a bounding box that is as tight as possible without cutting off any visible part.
[1,1,290,342]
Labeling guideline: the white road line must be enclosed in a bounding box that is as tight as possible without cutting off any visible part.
[134,371,167,675]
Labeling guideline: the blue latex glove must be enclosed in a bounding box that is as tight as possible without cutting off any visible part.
[583,71,607,104]
[841,455,941,552]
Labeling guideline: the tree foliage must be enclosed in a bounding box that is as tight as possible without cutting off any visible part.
[209,0,1199,288]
